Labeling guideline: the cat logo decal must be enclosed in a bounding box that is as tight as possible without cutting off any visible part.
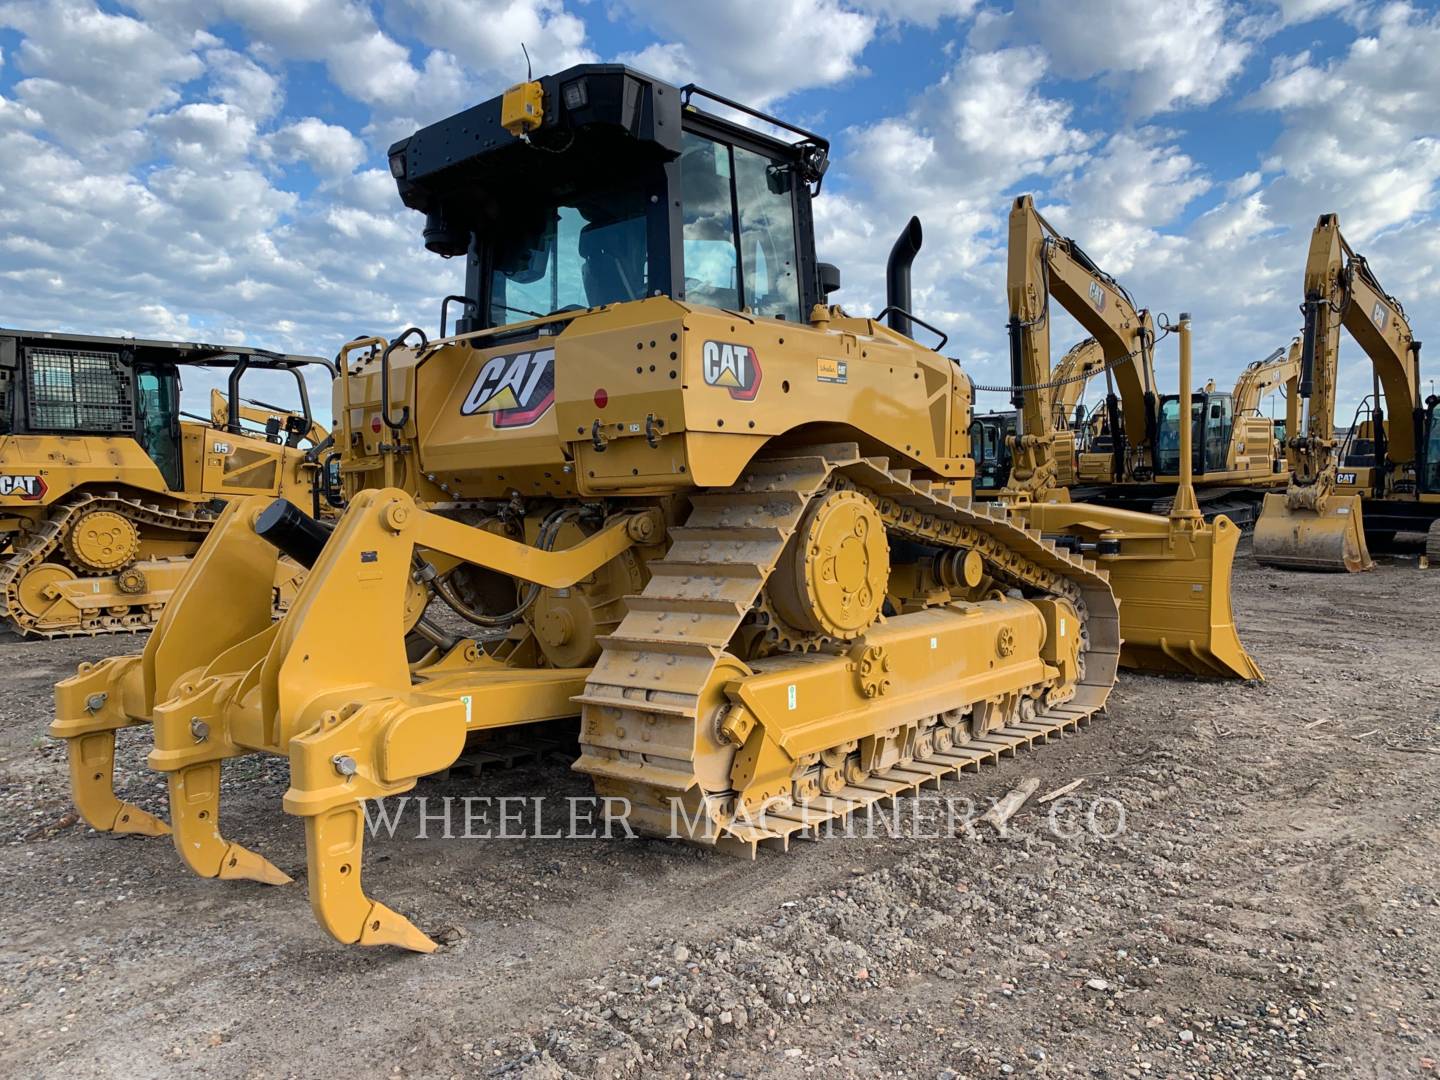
[702,341,762,400]
[0,474,47,500]
[461,348,556,428]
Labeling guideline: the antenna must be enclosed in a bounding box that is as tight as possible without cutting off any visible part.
[522,42,532,81]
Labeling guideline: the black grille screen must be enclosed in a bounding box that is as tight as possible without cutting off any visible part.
[24,348,134,433]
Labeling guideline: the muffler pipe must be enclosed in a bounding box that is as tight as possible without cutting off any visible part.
[255,498,333,569]
[886,216,923,338]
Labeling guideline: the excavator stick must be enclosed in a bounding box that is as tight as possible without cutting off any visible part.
[1252,492,1373,573]
[1014,501,1262,681]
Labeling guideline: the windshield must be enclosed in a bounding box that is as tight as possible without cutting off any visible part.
[488,189,650,326]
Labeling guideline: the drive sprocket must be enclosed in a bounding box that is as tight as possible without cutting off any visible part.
[63,509,141,573]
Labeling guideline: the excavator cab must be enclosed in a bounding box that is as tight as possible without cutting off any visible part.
[1156,390,1235,476]
[969,411,1015,490]
[1423,397,1440,495]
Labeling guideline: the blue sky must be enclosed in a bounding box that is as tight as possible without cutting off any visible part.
[0,1,1436,417]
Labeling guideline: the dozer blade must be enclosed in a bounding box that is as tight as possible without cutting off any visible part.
[1253,492,1373,573]
[1013,503,1261,681]
[1103,515,1262,681]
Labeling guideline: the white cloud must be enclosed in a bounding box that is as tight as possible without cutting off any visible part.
[0,0,204,157]
[981,0,1252,116]
[617,0,878,104]
[390,0,595,86]
[1249,2,1440,240]
[852,0,979,24]
[269,117,367,180]
[205,46,283,121]
[1274,0,1349,25]
[150,101,258,164]
[129,0,466,116]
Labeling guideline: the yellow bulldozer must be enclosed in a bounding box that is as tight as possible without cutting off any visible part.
[0,328,336,636]
[51,67,1259,953]
[997,197,1295,527]
[1254,213,1440,571]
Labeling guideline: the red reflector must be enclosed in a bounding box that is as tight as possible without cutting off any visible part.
[594,389,609,408]
[370,415,382,433]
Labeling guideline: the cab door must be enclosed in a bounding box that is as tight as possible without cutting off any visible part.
[136,367,184,491]
[1199,393,1233,474]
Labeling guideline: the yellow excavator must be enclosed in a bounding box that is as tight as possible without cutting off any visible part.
[999,199,1294,525]
[0,329,335,636]
[1076,343,1298,513]
[971,337,1105,492]
[1142,341,1300,521]
[51,66,1258,953]
[1254,213,1439,570]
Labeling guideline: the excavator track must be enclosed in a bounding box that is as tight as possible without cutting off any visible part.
[0,493,214,638]
[574,444,1120,850]
[1149,490,1265,529]
[1427,519,1440,565]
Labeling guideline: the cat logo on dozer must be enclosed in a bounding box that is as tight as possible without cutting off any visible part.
[461,348,556,428]
[703,340,762,400]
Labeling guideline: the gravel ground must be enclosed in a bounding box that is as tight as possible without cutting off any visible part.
[1,538,1436,1079]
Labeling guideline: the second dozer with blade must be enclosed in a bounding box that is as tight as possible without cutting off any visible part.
[52,65,1258,952]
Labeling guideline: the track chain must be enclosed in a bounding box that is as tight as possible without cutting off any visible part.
[0,492,215,638]
[574,444,1120,849]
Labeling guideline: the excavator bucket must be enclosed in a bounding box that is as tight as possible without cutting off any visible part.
[1252,492,1373,573]
[1016,502,1262,681]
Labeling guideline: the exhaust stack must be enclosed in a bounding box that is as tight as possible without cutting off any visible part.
[886,217,923,338]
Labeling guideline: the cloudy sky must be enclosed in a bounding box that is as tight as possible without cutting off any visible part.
[1,0,1436,420]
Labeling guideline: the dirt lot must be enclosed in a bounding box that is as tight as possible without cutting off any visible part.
[1,539,1437,1079]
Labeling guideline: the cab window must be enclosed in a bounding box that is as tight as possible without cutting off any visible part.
[733,145,801,322]
[680,132,802,322]
[489,189,650,325]
[679,133,739,310]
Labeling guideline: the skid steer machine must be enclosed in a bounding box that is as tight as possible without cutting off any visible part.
[0,329,335,636]
[1254,213,1437,571]
[52,66,1258,952]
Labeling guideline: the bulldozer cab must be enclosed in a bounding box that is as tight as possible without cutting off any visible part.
[390,67,830,336]
[0,335,185,488]
[0,328,331,499]
[1156,390,1234,476]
